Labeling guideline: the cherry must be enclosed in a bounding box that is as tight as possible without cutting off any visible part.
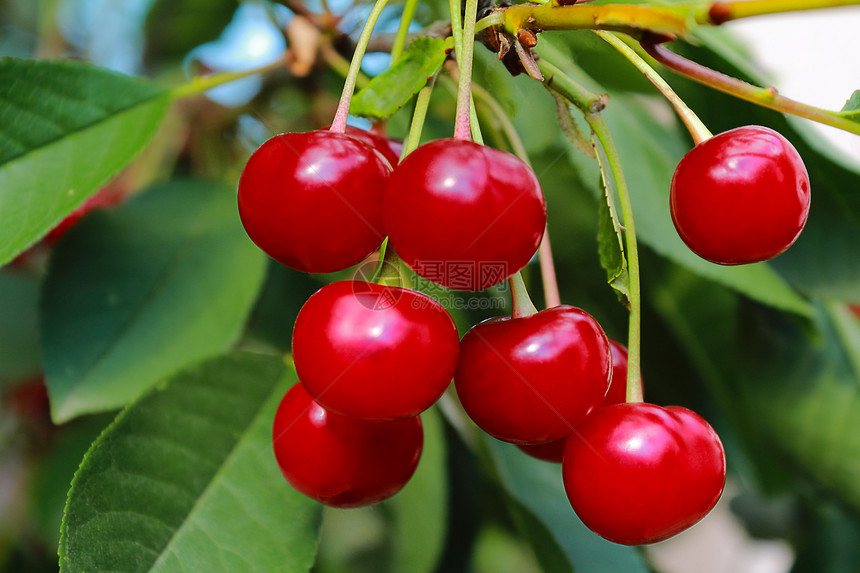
[670,125,810,265]
[563,402,726,545]
[272,383,423,508]
[384,139,546,291]
[454,305,611,444]
[46,186,126,244]
[292,280,460,420]
[342,125,402,167]
[238,130,391,273]
[516,339,634,462]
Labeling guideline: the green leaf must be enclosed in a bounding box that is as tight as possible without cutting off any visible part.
[42,181,267,423]
[0,58,170,266]
[486,437,649,573]
[740,303,860,513]
[389,406,448,573]
[593,132,630,307]
[505,496,575,573]
[351,38,448,120]
[838,90,860,121]
[0,269,42,384]
[59,353,322,573]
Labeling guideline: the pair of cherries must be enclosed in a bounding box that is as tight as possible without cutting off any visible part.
[456,305,725,545]
[237,126,547,290]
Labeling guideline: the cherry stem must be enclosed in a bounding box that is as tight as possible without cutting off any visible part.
[509,272,538,319]
[402,76,437,160]
[171,55,289,100]
[596,31,712,145]
[538,229,562,308]
[391,0,419,63]
[536,57,644,403]
[467,80,561,308]
[329,0,390,134]
[452,0,480,140]
[641,35,860,137]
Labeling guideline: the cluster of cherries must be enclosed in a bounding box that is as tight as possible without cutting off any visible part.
[238,115,810,544]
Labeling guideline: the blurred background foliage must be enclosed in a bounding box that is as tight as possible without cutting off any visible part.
[1,0,859,572]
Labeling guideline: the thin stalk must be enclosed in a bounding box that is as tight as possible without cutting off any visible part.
[453,0,480,140]
[171,56,288,100]
[596,30,712,144]
[330,0,391,133]
[391,0,419,62]
[509,272,538,318]
[402,76,437,159]
[588,114,644,403]
[642,37,860,137]
[538,229,561,308]
[536,56,644,402]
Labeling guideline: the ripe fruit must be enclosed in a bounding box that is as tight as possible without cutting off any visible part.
[272,383,423,508]
[292,280,460,420]
[563,402,726,545]
[455,306,611,444]
[342,125,402,167]
[670,125,810,265]
[384,139,546,291]
[238,130,391,273]
[517,338,634,462]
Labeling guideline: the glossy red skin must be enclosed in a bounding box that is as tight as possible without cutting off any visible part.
[563,402,726,545]
[384,139,546,291]
[292,280,460,420]
[517,339,634,463]
[238,130,391,273]
[455,306,611,444]
[272,384,423,508]
[670,125,810,265]
[343,125,402,167]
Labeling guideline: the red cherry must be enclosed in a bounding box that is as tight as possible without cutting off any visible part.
[516,338,636,463]
[238,130,391,273]
[272,383,423,508]
[343,125,402,167]
[384,139,546,291]
[46,187,126,244]
[292,280,460,420]
[670,125,810,265]
[563,402,726,545]
[455,306,611,444]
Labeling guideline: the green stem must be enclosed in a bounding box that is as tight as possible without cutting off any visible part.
[509,272,538,318]
[641,37,860,137]
[453,0,480,140]
[402,76,437,160]
[330,0,390,133]
[391,0,419,62]
[537,55,644,402]
[588,114,644,404]
[536,59,607,115]
[171,56,288,100]
[596,31,712,144]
